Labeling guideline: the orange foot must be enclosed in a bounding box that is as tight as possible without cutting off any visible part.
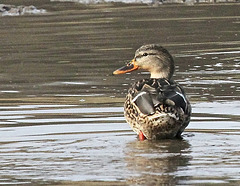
[139,131,146,141]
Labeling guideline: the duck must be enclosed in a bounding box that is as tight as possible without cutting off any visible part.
[113,44,191,140]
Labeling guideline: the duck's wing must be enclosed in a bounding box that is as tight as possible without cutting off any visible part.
[161,82,190,114]
[131,79,190,116]
[131,84,157,115]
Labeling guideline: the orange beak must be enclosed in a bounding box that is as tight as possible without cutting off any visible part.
[113,59,139,75]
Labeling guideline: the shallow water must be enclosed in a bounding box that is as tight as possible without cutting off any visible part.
[0,1,240,185]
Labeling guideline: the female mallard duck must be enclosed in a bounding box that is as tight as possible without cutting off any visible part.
[113,44,191,140]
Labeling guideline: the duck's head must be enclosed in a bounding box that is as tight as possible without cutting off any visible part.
[113,44,174,79]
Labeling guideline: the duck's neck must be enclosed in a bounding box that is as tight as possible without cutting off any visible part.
[150,71,171,79]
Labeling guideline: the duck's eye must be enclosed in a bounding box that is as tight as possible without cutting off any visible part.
[142,53,148,57]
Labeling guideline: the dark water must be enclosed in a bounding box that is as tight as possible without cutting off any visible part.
[0,1,240,185]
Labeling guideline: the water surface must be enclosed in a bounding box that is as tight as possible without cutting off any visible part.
[0,1,240,185]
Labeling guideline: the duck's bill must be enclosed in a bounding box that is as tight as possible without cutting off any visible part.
[113,59,139,75]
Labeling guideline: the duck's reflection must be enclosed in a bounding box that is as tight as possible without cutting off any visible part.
[125,138,192,185]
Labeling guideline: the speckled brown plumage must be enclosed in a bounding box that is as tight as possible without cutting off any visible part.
[113,44,191,140]
[124,79,191,139]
